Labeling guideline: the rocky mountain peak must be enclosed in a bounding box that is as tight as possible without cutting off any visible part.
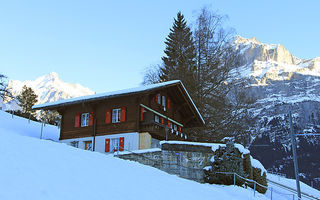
[3,72,95,110]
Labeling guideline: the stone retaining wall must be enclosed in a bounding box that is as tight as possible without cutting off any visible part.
[118,142,216,182]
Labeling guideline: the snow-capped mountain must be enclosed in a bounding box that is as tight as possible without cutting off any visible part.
[1,72,95,110]
[230,36,320,189]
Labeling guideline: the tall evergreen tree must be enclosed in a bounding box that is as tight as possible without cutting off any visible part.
[17,85,38,116]
[144,9,255,145]
[160,12,197,94]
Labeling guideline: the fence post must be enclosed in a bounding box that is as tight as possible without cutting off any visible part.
[271,187,273,200]
[40,122,44,139]
[28,113,31,123]
[233,173,236,186]
[292,194,295,200]
[253,181,256,197]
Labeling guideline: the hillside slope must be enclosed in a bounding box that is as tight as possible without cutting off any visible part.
[0,110,59,141]
[0,110,269,200]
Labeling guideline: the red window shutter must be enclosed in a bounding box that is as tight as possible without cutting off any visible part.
[161,117,164,125]
[167,120,171,128]
[74,114,80,127]
[89,112,93,126]
[140,107,145,121]
[120,107,126,122]
[167,98,171,110]
[155,93,159,103]
[119,137,124,151]
[105,138,110,152]
[105,109,111,124]
[178,126,182,133]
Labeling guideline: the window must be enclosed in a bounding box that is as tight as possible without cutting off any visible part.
[112,108,121,123]
[162,96,166,107]
[81,113,89,127]
[155,115,159,123]
[111,138,119,152]
[174,124,177,131]
[85,141,92,150]
[70,141,79,148]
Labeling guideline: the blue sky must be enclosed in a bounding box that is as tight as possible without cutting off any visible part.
[0,0,319,93]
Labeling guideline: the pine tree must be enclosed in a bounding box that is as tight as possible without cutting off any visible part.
[144,8,256,145]
[18,85,38,116]
[160,12,197,94]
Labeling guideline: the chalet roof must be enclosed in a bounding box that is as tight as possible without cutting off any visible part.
[33,80,205,125]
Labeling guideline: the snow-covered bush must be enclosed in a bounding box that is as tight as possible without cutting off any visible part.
[203,142,267,194]
[204,142,246,186]
[251,157,267,193]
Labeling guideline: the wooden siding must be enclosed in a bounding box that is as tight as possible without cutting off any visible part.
[59,87,195,141]
[60,95,139,140]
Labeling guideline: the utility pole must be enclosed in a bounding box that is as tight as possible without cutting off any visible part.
[289,110,301,199]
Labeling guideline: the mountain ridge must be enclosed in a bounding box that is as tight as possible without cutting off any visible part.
[231,36,320,190]
[1,72,95,111]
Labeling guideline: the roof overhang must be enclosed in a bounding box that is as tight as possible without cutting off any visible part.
[33,80,205,126]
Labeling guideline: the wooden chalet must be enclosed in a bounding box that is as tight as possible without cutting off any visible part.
[33,80,204,153]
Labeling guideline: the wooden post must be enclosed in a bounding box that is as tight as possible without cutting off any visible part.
[93,118,96,152]
[233,173,236,186]
[40,122,44,139]
[253,181,256,196]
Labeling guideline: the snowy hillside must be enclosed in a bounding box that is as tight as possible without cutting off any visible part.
[1,72,94,110]
[0,110,59,141]
[1,109,319,199]
[0,110,271,200]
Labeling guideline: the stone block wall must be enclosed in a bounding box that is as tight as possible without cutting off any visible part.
[118,142,216,183]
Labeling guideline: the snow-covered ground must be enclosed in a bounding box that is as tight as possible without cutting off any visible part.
[267,173,320,200]
[0,110,269,200]
[0,110,318,200]
[0,110,59,141]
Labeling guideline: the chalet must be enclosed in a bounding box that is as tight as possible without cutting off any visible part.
[33,80,204,153]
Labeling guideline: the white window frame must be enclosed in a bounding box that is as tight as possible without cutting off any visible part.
[81,113,89,127]
[112,108,121,123]
[84,141,92,150]
[155,115,160,123]
[162,95,166,107]
[111,138,120,152]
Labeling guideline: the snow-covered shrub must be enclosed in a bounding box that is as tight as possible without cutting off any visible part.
[242,154,252,179]
[203,142,267,194]
[204,142,246,186]
[251,158,267,194]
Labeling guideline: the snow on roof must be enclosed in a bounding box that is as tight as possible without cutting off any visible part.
[33,80,205,124]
